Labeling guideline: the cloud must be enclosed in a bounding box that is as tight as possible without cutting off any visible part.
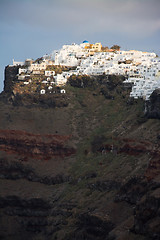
[0,0,160,38]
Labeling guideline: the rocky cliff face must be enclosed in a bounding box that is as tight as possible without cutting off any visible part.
[145,88,160,119]
[0,74,160,240]
[4,65,19,93]
[0,129,75,160]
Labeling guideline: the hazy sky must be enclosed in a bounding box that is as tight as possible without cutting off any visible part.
[0,0,160,91]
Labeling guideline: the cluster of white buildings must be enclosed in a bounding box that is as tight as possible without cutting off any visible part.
[12,41,160,100]
[124,57,160,100]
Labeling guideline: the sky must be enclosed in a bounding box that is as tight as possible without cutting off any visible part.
[0,0,160,92]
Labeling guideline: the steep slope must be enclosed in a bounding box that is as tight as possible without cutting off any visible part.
[0,75,160,240]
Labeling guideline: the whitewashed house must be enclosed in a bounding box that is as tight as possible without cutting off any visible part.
[60,89,66,94]
[18,68,27,74]
[40,89,45,94]
[28,62,46,72]
[12,59,24,66]
[54,74,67,86]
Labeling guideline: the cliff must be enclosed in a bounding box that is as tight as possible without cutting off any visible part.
[145,88,160,119]
[0,70,160,240]
[4,65,19,93]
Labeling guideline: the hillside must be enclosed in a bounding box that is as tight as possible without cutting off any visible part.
[0,73,160,240]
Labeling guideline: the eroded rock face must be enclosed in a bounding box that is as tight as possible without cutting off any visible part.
[145,89,160,119]
[114,176,160,240]
[66,213,114,240]
[11,93,69,108]
[0,159,72,185]
[0,195,74,239]
[4,65,19,93]
[115,177,148,205]
[0,129,76,160]
[133,189,160,239]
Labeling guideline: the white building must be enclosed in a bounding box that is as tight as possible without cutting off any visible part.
[28,62,46,72]
[12,59,24,66]
[54,74,67,86]
[60,89,66,94]
[18,68,27,74]
[40,89,45,94]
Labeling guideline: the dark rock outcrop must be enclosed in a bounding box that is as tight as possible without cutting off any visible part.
[0,195,73,238]
[114,176,160,239]
[0,195,52,209]
[132,190,160,239]
[115,177,148,205]
[88,180,120,192]
[4,65,19,93]
[11,92,69,108]
[68,74,125,90]
[66,213,114,240]
[145,89,160,119]
[0,159,72,185]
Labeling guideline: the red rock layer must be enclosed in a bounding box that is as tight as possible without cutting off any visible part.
[0,129,76,160]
